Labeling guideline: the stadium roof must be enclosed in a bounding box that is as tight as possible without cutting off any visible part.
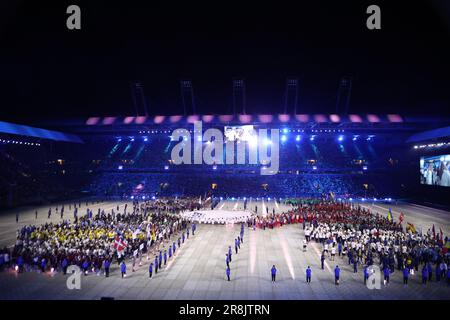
[82,114,405,126]
[406,126,450,143]
[0,121,83,143]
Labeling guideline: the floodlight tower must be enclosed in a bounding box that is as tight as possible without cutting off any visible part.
[180,80,196,115]
[284,77,299,114]
[130,81,149,116]
[335,76,353,114]
[232,78,246,115]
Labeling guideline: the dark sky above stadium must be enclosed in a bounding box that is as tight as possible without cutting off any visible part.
[1,0,450,123]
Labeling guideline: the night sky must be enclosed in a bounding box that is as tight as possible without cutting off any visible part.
[1,0,450,123]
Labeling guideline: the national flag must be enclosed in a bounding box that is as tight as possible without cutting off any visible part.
[445,240,450,250]
[406,222,417,234]
[439,228,444,245]
[399,212,404,224]
[432,224,436,240]
[113,235,127,253]
[387,208,393,222]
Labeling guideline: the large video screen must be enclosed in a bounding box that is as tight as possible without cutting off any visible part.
[420,154,450,187]
[224,125,256,142]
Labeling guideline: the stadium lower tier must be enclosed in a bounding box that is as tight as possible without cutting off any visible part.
[90,172,404,199]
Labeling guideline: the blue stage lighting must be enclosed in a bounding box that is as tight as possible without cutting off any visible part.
[130,138,135,142]
[130,196,134,199]
[312,166,317,170]
[143,137,148,142]
[338,135,344,142]
[281,135,287,142]
[212,165,217,170]
[310,135,315,141]
[164,165,169,170]
[363,166,368,171]
[296,135,301,141]
[152,196,156,200]
[282,128,289,134]
[118,165,123,170]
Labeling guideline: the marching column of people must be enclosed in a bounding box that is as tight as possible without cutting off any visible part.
[225,223,245,281]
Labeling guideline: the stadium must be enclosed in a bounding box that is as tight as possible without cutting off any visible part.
[0,1,450,303]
